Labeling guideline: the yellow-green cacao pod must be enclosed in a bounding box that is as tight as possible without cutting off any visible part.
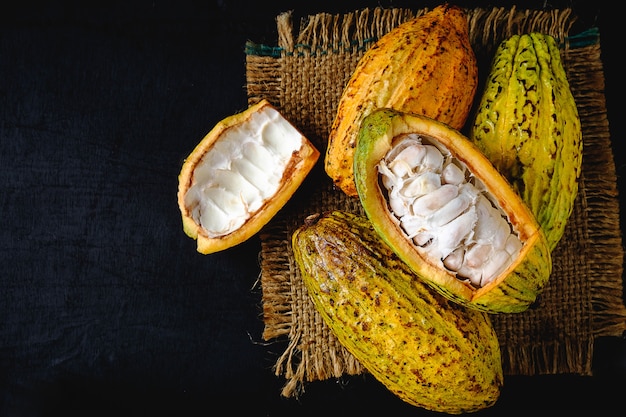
[292,210,503,414]
[325,4,478,198]
[353,108,552,313]
[469,33,582,252]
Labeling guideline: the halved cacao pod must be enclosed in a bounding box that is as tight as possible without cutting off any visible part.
[469,33,582,252]
[354,108,552,313]
[293,210,503,414]
[177,99,320,254]
[325,4,478,198]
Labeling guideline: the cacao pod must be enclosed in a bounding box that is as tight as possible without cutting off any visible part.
[292,210,503,414]
[177,99,320,254]
[353,108,552,313]
[469,33,582,252]
[325,4,478,197]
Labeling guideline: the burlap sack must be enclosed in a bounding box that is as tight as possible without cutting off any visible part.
[245,6,626,397]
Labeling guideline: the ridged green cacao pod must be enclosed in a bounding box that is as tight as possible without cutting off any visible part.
[292,210,503,414]
[353,108,552,313]
[469,33,582,252]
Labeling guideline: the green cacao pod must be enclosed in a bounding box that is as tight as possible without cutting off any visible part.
[325,4,478,198]
[292,210,503,414]
[469,33,582,252]
[353,108,552,313]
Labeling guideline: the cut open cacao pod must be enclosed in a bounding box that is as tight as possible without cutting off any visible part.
[177,99,320,254]
[354,108,552,313]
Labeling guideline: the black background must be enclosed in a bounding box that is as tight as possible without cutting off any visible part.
[1,1,624,416]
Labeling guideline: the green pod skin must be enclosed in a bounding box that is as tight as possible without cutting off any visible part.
[470,33,582,252]
[353,108,552,313]
[292,210,503,414]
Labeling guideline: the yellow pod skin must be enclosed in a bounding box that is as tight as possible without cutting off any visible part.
[178,99,320,254]
[325,4,478,197]
[354,108,552,313]
[292,210,503,414]
[469,33,582,252]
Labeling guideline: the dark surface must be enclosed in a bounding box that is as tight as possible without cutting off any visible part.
[1,1,624,416]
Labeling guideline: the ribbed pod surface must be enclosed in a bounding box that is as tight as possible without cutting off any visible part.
[325,4,478,197]
[469,33,582,252]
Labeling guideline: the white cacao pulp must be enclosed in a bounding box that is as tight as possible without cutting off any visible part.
[378,134,523,288]
[184,105,304,238]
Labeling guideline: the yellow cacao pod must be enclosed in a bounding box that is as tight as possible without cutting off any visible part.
[292,210,503,414]
[325,4,478,197]
[353,108,552,313]
[177,99,320,254]
[469,33,582,252]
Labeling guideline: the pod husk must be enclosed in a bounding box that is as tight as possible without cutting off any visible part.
[354,108,552,313]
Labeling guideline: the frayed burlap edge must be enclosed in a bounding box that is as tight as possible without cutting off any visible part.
[564,44,626,339]
[246,6,626,398]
